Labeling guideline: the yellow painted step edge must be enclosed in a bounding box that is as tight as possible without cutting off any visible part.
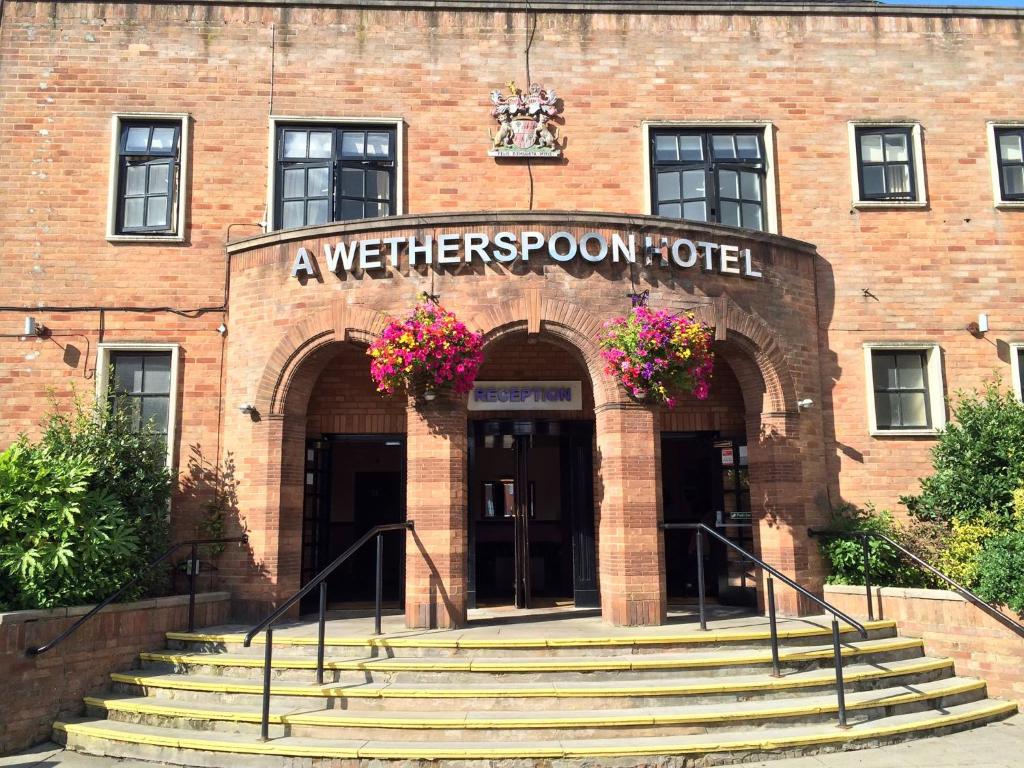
[85,679,987,729]
[166,620,896,649]
[53,700,1019,759]
[140,637,923,673]
[110,656,953,698]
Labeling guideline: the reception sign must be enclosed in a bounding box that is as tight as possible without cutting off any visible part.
[468,380,583,411]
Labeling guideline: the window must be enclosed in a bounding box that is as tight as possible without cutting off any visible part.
[96,344,180,466]
[990,125,1024,204]
[849,123,926,206]
[1012,344,1024,402]
[274,124,398,230]
[863,343,945,435]
[649,129,767,231]
[107,114,189,240]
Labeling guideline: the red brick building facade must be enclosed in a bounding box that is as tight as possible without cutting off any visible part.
[1,1,1022,626]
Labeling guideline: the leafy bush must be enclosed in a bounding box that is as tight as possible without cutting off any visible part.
[976,529,1024,614]
[902,383,1024,525]
[936,517,995,587]
[818,503,928,588]
[0,394,171,611]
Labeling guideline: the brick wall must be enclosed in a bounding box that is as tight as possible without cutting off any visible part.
[0,592,231,754]
[1,2,1023,616]
[825,585,1024,704]
[306,342,406,435]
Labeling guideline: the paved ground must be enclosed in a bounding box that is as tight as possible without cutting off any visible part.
[4,715,1024,768]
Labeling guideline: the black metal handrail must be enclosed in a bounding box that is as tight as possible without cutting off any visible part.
[808,527,1024,637]
[26,535,248,657]
[663,523,867,727]
[243,521,413,741]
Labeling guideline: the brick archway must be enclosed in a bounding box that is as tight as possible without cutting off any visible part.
[254,301,390,418]
[471,295,625,409]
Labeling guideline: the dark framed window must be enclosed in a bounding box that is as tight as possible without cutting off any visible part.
[650,129,766,231]
[275,125,396,230]
[109,351,172,439]
[1016,346,1024,401]
[116,121,181,234]
[995,127,1024,202]
[855,127,916,202]
[871,350,931,430]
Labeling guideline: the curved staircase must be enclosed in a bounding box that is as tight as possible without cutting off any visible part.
[53,611,1017,766]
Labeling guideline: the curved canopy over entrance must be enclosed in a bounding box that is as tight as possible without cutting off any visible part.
[223,212,827,625]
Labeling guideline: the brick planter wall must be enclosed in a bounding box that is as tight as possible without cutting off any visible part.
[0,592,231,754]
[824,584,1024,704]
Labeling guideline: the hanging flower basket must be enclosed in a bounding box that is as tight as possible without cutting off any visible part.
[367,295,484,400]
[599,305,714,408]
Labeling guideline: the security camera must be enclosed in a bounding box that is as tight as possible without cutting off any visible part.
[238,403,256,414]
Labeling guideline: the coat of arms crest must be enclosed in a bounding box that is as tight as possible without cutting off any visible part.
[488,81,562,158]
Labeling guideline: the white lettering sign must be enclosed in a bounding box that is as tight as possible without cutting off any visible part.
[290,230,763,279]
[467,380,583,412]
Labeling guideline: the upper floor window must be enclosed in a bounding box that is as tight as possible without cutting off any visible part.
[107,114,189,241]
[849,123,926,206]
[650,129,766,231]
[992,126,1024,204]
[275,124,397,230]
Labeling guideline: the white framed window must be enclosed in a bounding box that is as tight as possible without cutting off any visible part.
[266,116,404,231]
[863,342,945,436]
[1011,343,1024,402]
[106,113,190,241]
[988,123,1024,207]
[96,343,180,467]
[642,121,779,234]
[848,122,927,208]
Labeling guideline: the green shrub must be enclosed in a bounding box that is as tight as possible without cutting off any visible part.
[935,517,995,588]
[976,530,1024,615]
[0,393,171,611]
[902,383,1024,525]
[818,504,928,588]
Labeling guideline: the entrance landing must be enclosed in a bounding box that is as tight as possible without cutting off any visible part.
[173,605,850,646]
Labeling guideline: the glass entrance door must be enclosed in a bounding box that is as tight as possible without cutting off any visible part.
[468,420,596,609]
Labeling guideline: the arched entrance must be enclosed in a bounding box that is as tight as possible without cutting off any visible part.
[467,332,598,610]
[301,343,407,611]
[661,356,756,607]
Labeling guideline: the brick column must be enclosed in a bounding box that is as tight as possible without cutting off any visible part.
[595,402,666,626]
[404,400,468,629]
[748,411,828,616]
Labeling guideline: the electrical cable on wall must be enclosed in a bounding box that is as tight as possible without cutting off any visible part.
[524,3,537,210]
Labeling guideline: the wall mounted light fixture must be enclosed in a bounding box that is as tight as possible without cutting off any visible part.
[24,316,47,337]
[797,398,814,410]
[967,313,989,337]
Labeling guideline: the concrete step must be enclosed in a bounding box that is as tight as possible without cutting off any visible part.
[165,619,898,657]
[85,676,989,740]
[54,697,1019,767]
[136,636,926,683]
[108,655,955,711]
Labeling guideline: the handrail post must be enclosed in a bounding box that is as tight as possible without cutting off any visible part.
[374,533,384,636]
[316,582,327,686]
[187,543,198,633]
[832,618,849,728]
[696,527,707,631]
[861,534,874,621]
[767,576,781,678]
[260,627,273,741]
